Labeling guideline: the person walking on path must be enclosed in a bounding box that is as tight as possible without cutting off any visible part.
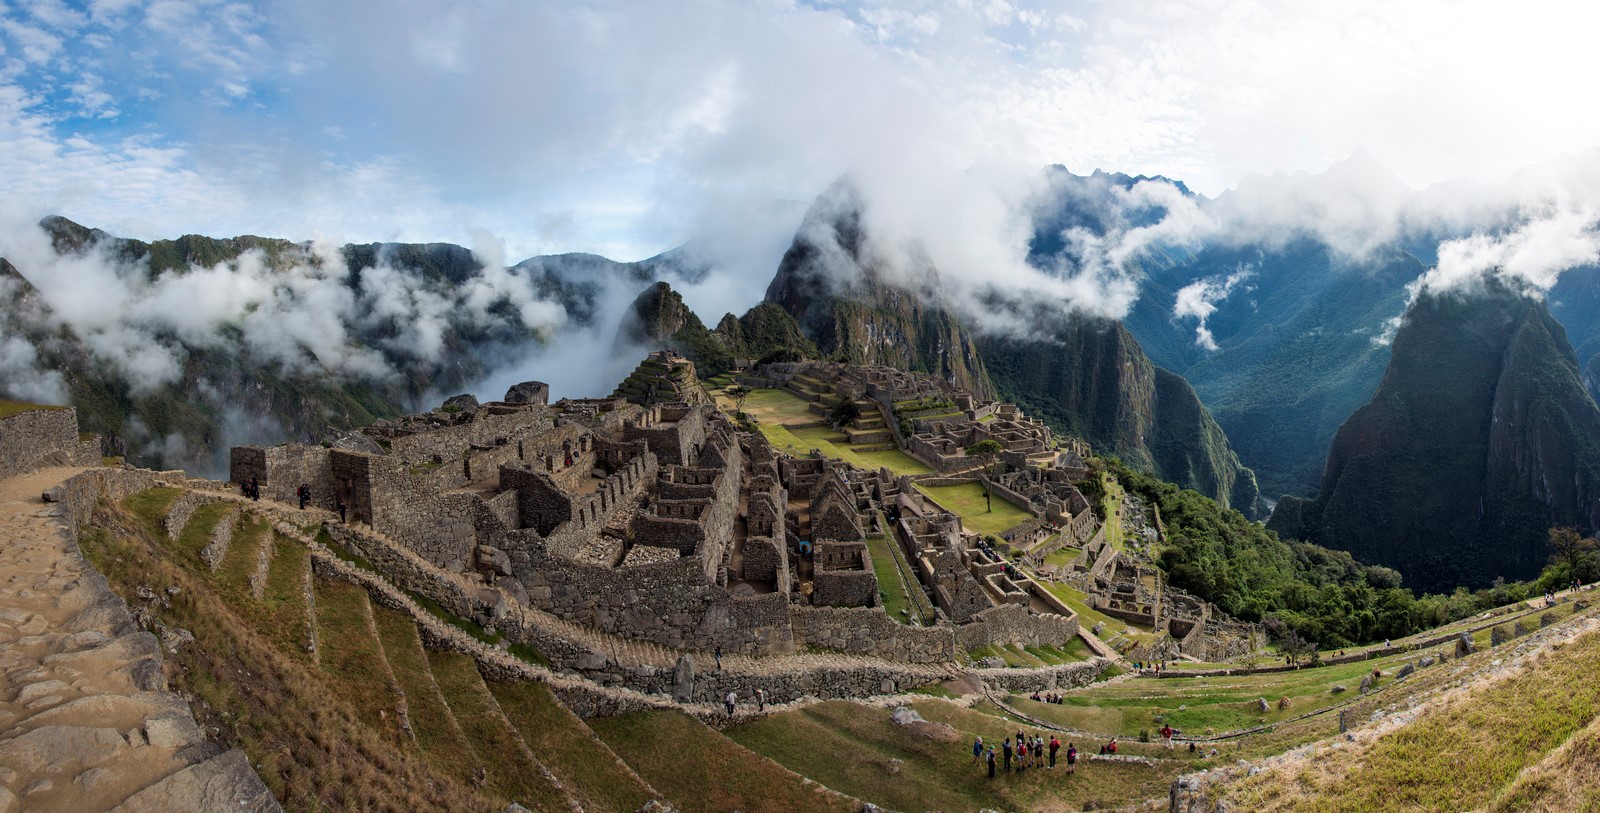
[723,690,737,717]
[714,646,722,671]
[336,498,347,523]
[298,484,310,510]
[1049,736,1060,768]
[754,688,765,712]
[972,736,984,764]
[1001,738,1012,772]
[986,747,996,780]
[1162,724,1175,750]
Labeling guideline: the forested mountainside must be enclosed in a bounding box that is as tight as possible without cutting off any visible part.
[1270,279,1600,591]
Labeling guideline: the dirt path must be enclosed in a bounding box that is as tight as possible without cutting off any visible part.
[0,468,278,812]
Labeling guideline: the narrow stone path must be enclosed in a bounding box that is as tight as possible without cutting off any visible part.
[0,468,279,812]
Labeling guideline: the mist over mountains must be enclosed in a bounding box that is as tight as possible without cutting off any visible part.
[9,151,1600,587]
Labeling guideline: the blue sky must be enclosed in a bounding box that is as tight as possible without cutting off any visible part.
[5,0,1600,270]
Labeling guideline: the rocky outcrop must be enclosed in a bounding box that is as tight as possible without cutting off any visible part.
[1270,279,1600,590]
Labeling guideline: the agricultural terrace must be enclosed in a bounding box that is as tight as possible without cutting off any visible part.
[913,481,1034,537]
[717,387,932,476]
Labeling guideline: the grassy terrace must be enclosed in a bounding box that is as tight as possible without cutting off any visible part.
[0,398,68,419]
[1100,472,1126,551]
[593,710,856,813]
[865,534,935,625]
[1031,578,1158,651]
[729,699,1185,813]
[914,481,1034,537]
[724,388,933,476]
[1220,620,1600,812]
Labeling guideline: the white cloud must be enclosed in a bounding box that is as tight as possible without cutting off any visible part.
[1174,265,1253,351]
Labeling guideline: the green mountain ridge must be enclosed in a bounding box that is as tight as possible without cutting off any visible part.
[1269,279,1600,591]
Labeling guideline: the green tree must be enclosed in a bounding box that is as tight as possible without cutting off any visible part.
[725,384,751,417]
[1549,526,1598,572]
[966,439,1004,513]
[829,397,862,428]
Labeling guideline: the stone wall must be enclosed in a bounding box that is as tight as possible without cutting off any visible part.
[0,406,99,479]
[231,443,334,506]
[791,605,958,662]
[976,660,1108,693]
[955,603,1080,651]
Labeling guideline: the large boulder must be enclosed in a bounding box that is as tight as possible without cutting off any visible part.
[504,381,550,406]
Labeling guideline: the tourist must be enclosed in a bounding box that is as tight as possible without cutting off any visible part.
[1162,724,1174,750]
[1002,738,1012,771]
[986,747,996,779]
[336,498,347,524]
[1066,743,1077,774]
[723,690,737,717]
[755,688,765,712]
[298,483,309,510]
[1035,735,1045,767]
[972,736,984,764]
[714,646,722,671]
[1016,736,1027,771]
[1189,741,1198,753]
[1049,736,1060,768]
[1107,738,1118,755]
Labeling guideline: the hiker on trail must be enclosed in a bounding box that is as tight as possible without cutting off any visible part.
[972,736,984,764]
[1002,738,1012,771]
[336,498,347,524]
[1066,743,1077,774]
[714,646,722,671]
[755,688,765,712]
[1162,724,1175,750]
[1036,735,1046,767]
[298,484,309,510]
[723,690,737,717]
[240,479,250,498]
[986,747,996,779]
[249,477,260,501]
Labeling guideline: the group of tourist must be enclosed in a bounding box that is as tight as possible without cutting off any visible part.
[973,732,1076,779]
[238,478,346,522]
[240,477,261,500]
[1027,691,1067,704]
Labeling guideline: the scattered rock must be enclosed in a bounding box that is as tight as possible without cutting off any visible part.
[442,394,480,412]
[1091,622,1106,636]
[1255,697,1270,713]
[144,714,204,749]
[21,779,51,797]
[1359,675,1374,694]
[1330,685,1347,694]
[1490,625,1512,646]
[1419,656,1435,668]
[979,656,1006,669]
[1456,631,1476,657]
[1514,621,1531,637]
[1540,613,1557,628]
[1396,662,1415,679]
[1276,697,1291,710]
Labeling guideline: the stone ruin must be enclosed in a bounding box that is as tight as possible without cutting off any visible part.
[228,356,1086,664]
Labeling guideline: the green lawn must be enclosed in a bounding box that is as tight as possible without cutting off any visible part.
[865,535,935,625]
[914,482,1034,537]
[1031,579,1157,652]
[732,388,933,476]
[728,699,1188,813]
[0,399,68,419]
[592,710,856,813]
[1100,473,1126,551]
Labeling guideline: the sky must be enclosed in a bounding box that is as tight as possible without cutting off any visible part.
[5,0,1600,269]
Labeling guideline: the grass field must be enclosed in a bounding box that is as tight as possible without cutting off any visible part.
[1221,623,1600,812]
[0,398,68,419]
[914,482,1033,537]
[729,699,1188,813]
[730,388,933,476]
[865,535,935,625]
[592,710,856,813]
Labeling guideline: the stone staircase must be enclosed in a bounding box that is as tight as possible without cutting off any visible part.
[0,469,279,813]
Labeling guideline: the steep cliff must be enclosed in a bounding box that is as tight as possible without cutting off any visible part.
[1270,279,1600,590]
[763,181,994,398]
[764,180,1263,515]
[978,319,1265,517]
